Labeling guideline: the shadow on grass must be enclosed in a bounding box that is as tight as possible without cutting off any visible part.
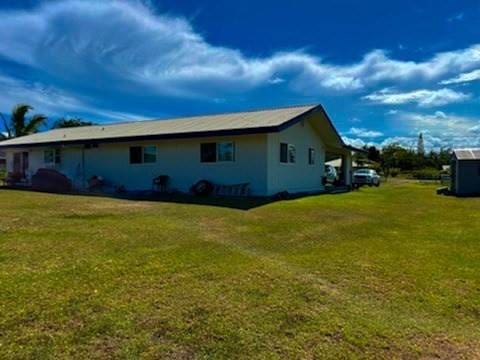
[115,192,277,210]
[0,186,351,210]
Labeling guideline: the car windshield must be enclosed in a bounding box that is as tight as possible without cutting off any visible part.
[356,169,372,174]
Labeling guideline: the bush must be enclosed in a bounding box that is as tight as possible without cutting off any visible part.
[390,168,400,177]
[0,169,6,184]
[410,168,441,180]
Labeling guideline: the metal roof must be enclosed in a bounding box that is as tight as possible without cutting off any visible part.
[454,149,480,160]
[0,105,321,148]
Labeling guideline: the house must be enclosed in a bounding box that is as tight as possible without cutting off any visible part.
[0,104,358,196]
[450,149,480,196]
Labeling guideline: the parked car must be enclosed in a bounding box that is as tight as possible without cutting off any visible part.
[324,164,338,184]
[353,169,381,187]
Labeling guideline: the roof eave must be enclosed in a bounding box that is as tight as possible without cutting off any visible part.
[0,105,325,149]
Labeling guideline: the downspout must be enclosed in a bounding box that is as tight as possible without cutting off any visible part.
[82,146,86,190]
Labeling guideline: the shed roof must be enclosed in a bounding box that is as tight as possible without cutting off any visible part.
[0,104,338,148]
[453,149,480,160]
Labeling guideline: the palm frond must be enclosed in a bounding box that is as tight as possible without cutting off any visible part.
[24,114,47,135]
[12,104,33,136]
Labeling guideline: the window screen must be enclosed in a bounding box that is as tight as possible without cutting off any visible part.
[218,142,235,162]
[143,146,157,163]
[288,144,296,163]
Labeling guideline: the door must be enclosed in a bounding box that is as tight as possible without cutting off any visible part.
[13,152,29,178]
[13,153,22,174]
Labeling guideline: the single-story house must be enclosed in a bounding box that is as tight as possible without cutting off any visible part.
[0,104,358,196]
[450,149,480,196]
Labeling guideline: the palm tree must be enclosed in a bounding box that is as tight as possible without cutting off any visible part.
[0,104,47,139]
[52,117,94,129]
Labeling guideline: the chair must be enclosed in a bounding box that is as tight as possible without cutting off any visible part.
[153,175,170,192]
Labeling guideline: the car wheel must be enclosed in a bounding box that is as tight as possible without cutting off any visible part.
[375,181,380,187]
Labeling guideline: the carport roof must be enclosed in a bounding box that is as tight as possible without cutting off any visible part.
[454,149,480,160]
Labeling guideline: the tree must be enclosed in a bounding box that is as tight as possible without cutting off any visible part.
[0,104,47,138]
[366,146,381,163]
[417,133,425,156]
[52,117,94,129]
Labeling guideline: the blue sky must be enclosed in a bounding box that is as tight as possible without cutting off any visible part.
[1,0,480,149]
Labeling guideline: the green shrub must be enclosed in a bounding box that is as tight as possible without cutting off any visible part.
[0,170,6,185]
[410,168,441,180]
[390,168,400,177]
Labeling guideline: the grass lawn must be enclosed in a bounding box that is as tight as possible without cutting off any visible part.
[1,181,479,359]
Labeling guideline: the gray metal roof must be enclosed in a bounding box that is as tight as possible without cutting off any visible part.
[454,149,480,160]
[0,105,318,148]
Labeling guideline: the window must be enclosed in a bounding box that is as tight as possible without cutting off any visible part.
[200,142,235,163]
[280,143,296,163]
[218,142,235,162]
[129,146,142,164]
[308,148,315,165]
[44,149,61,165]
[288,144,296,163]
[143,146,157,163]
[280,143,288,163]
[201,143,216,162]
[130,146,156,164]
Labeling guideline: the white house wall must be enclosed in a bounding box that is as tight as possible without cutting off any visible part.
[266,120,326,195]
[12,133,269,195]
[4,119,342,196]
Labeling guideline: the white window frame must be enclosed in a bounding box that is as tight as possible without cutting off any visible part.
[129,145,157,165]
[280,142,296,164]
[142,145,157,164]
[200,141,236,163]
[44,149,61,167]
[217,141,235,162]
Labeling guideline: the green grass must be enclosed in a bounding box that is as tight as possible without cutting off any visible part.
[1,182,479,359]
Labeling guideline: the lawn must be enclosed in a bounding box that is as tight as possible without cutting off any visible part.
[0,182,479,359]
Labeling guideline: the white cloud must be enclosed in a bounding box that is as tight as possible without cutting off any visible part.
[439,69,480,85]
[344,111,480,151]
[363,88,470,107]
[0,73,144,121]
[397,111,480,135]
[342,136,366,149]
[0,1,480,99]
[348,127,383,138]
